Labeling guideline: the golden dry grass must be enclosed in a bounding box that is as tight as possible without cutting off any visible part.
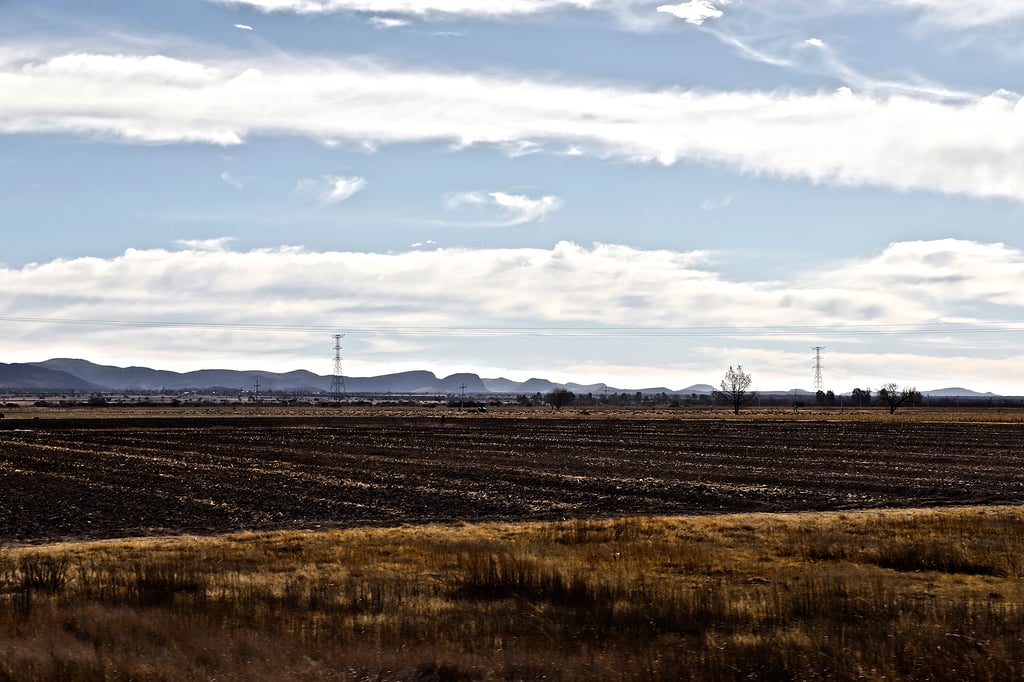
[2,506,1023,680]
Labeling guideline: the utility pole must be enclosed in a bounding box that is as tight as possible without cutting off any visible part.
[460,383,467,411]
[812,346,825,393]
[331,334,346,401]
[253,377,261,414]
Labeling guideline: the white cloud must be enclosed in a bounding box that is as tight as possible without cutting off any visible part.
[446,190,562,225]
[325,176,367,203]
[207,0,1024,33]
[233,23,255,30]
[5,50,1024,200]
[297,175,367,203]
[815,238,1024,308]
[1,239,1023,390]
[220,171,244,188]
[700,195,732,211]
[174,237,237,251]
[0,238,1020,336]
[368,16,410,28]
[656,0,727,25]
[726,0,1024,30]
[886,0,1024,27]
[212,0,599,17]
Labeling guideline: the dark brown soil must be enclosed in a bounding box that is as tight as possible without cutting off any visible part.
[2,415,1023,544]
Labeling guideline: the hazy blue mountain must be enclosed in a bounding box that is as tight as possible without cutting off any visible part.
[564,382,609,394]
[5,359,1002,397]
[679,384,715,394]
[437,373,488,394]
[12,361,493,394]
[32,359,328,392]
[34,358,181,390]
[183,369,327,392]
[922,387,997,398]
[517,378,561,393]
[481,377,526,393]
[0,362,103,391]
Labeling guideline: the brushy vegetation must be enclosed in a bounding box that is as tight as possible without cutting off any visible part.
[1,506,1023,680]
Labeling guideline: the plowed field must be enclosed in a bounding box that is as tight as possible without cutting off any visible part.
[2,415,1023,543]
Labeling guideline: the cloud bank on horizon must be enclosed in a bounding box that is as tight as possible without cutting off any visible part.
[3,0,1024,392]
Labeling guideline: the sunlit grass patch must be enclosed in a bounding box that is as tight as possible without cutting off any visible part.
[2,506,1023,680]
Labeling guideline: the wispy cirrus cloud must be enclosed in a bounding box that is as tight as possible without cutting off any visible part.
[882,0,1024,28]
[174,237,237,251]
[211,0,1024,34]
[445,190,562,225]
[368,16,410,28]
[296,175,367,204]
[220,171,244,189]
[5,49,1024,201]
[210,0,600,18]
[705,0,1024,31]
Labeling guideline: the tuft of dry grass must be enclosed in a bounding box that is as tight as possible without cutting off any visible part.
[1,507,1023,680]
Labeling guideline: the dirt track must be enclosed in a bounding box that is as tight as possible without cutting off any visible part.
[2,414,1023,543]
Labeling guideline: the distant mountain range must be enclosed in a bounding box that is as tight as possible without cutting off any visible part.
[0,359,1001,397]
[0,358,716,395]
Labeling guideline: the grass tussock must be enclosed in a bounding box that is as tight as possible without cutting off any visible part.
[1,507,1023,680]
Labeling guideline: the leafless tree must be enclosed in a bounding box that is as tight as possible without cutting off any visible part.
[545,388,575,411]
[716,365,756,415]
[877,382,921,414]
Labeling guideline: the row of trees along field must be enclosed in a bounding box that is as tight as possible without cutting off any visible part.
[533,368,930,414]
[718,365,922,414]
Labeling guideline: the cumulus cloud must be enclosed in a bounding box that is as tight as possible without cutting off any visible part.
[6,50,1024,200]
[1,238,1020,335]
[233,23,254,30]
[656,0,727,25]
[445,190,562,225]
[1,239,1022,389]
[815,238,1024,308]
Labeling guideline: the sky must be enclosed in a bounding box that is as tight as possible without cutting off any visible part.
[3,0,1024,393]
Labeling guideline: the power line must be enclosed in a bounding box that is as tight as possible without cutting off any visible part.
[2,316,1024,338]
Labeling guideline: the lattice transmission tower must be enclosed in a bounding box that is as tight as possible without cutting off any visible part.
[331,334,347,400]
[812,346,825,392]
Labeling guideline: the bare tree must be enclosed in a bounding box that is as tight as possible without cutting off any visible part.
[877,383,921,414]
[545,388,575,411]
[716,365,756,415]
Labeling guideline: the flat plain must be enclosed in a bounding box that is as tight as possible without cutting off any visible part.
[2,407,1024,680]
[2,407,1023,543]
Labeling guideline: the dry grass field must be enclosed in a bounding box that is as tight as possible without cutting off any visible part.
[1,507,1023,680]
[1,408,1022,679]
